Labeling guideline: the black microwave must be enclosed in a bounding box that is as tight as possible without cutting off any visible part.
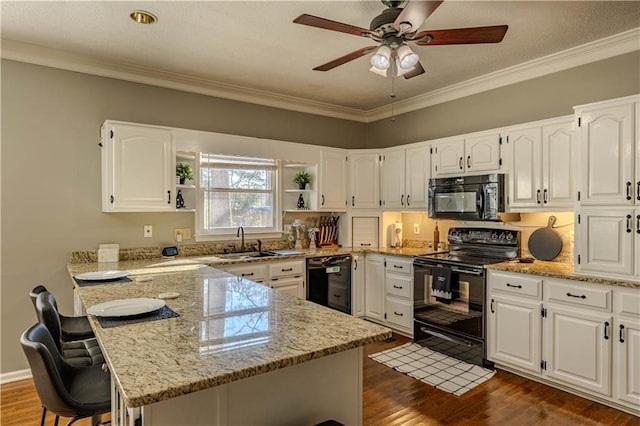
[428,174,505,221]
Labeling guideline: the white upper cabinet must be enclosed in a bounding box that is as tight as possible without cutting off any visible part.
[101,121,175,212]
[575,97,638,206]
[506,117,574,210]
[380,148,405,209]
[349,151,380,209]
[405,145,430,209]
[431,132,501,177]
[319,150,347,211]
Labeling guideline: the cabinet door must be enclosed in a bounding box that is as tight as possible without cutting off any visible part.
[405,145,429,209]
[351,255,365,317]
[364,255,385,322]
[380,148,405,209]
[507,126,542,208]
[385,297,413,331]
[466,132,501,173]
[319,150,347,210]
[545,306,612,396]
[542,120,575,208]
[578,102,634,205]
[270,276,304,298]
[349,152,380,209]
[615,317,640,408]
[488,295,542,374]
[576,208,634,277]
[103,122,175,212]
[432,139,464,176]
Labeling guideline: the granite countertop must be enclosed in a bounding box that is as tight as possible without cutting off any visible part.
[69,263,391,408]
[486,261,639,289]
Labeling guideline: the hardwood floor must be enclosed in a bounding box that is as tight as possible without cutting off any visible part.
[2,334,637,425]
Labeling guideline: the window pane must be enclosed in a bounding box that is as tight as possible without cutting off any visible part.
[202,168,272,191]
[203,191,274,229]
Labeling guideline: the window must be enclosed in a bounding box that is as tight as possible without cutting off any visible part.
[198,154,279,238]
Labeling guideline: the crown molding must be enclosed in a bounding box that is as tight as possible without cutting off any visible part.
[366,27,640,122]
[0,39,369,122]
[2,27,638,124]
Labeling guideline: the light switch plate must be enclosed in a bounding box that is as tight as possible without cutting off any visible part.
[174,228,191,241]
[413,224,420,234]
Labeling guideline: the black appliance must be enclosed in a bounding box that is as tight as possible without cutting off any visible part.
[413,227,520,367]
[306,255,352,314]
[428,173,505,221]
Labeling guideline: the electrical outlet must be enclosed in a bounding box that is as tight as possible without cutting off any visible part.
[144,225,152,238]
[413,224,420,234]
[174,228,191,241]
[284,224,292,234]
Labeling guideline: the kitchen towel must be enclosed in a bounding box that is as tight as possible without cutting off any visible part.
[94,306,179,328]
[74,276,132,287]
[431,266,452,302]
[368,342,495,396]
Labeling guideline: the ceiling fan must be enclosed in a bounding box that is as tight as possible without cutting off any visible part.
[293,0,508,79]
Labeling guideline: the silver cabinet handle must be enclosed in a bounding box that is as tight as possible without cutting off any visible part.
[543,189,548,204]
[536,189,541,204]
[626,181,632,200]
[467,155,471,168]
[458,157,463,170]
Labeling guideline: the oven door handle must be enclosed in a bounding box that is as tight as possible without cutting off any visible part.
[450,267,484,276]
[420,327,474,348]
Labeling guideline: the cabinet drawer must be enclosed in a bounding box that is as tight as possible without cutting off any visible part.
[269,260,304,279]
[490,271,542,299]
[385,257,413,275]
[386,298,413,329]
[545,279,611,311]
[386,274,412,299]
[223,263,268,282]
[614,289,640,318]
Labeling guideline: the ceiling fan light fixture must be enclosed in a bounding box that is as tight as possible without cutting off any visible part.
[397,44,419,69]
[370,45,392,70]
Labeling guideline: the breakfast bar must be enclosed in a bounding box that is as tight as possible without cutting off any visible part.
[68,260,391,425]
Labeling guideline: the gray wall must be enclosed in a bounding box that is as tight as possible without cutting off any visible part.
[366,51,640,147]
[1,50,639,374]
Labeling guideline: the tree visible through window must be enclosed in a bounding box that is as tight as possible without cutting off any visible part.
[199,154,277,235]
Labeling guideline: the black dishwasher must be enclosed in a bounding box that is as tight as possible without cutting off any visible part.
[306,255,352,314]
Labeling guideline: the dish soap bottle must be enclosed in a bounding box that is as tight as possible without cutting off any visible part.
[433,222,440,249]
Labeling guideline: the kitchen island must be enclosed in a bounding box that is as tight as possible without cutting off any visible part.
[68,261,391,425]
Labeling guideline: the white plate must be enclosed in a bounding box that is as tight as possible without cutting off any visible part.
[86,298,165,317]
[75,270,130,281]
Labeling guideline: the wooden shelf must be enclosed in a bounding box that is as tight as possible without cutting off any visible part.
[284,189,312,193]
[177,184,196,189]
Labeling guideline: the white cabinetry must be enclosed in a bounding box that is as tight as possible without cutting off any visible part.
[614,289,640,410]
[319,150,347,211]
[379,145,430,210]
[364,254,385,321]
[101,121,175,212]
[431,131,501,177]
[282,162,317,211]
[222,259,305,298]
[505,117,574,210]
[349,152,380,209]
[175,151,197,211]
[351,255,365,317]
[221,263,269,283]
[544,278,612,397]
[487,271,542,374]
[384,256,413,335]
[574,95,640,282]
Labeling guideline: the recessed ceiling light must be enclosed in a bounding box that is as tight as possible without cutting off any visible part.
[130,10,157,25]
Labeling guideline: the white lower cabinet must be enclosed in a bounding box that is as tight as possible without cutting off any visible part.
[222,259,305,298]
[364,254,385,322]
[487,269,639,415]
[351,255,365,317]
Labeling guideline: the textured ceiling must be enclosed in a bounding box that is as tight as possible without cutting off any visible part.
[2,1,639,112]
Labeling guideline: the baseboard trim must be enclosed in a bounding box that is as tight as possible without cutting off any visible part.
[0,369,32,384]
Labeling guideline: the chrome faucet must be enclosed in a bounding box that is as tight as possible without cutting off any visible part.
[236,226,245,252]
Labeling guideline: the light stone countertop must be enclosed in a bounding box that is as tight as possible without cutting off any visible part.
[68,262,391,408]
[486,261,639,289]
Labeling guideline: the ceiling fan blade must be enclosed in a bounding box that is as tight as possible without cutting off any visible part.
[414,25,509,45]
[402,61,425,79]
[393,1,443,33]
[313,46,378,71]
[294,14,376,38]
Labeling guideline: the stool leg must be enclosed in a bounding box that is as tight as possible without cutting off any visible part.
[40,406,47,426]
[54,415,60,426]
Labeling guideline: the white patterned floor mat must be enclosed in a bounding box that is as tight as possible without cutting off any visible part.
[368,342,495,396]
